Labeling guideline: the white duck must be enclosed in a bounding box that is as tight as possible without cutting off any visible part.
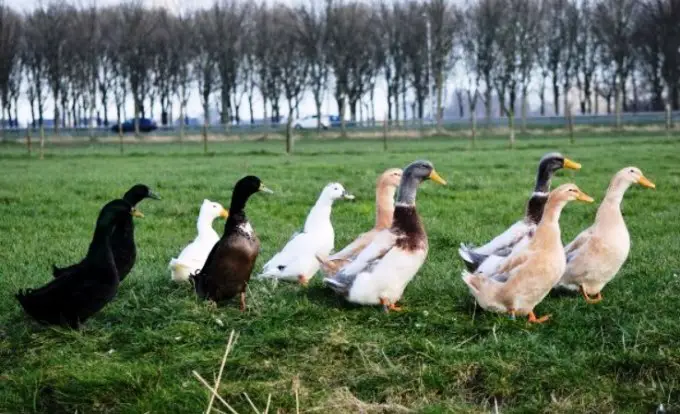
[458,152,581,276]
[169,199,228,282]
[324,160,447,312]
[557,167,655,303]
[258,183,355,285]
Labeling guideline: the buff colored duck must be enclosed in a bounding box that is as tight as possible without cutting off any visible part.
[317,168,403,276]
[462,184,594,323]
[557,167,655,303]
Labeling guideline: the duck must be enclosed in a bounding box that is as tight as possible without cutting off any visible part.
[461,184,594,323]
[16,199,144,329]
[52,184,160,282]
[317,168,403,277]
[458,152,581,275]
[557,167,655,303]
[323,160,447,312]
[257,182,355,285]
[192,176,273,310]
[169,199,229,282]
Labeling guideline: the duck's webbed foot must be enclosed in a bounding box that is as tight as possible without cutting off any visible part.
[527,311,551,324]
[380,297,403,313]
[580,285,603,304]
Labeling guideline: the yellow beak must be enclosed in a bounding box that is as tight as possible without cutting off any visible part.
[131,208,144,218]
[428,170,447,185]
[576,190,594,203]
[220,208,229,218]
[638,176,656,189]
[563,158,582,170]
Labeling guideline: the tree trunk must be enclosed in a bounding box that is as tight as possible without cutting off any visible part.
[179,100,186,145]
[435,70,443,132]
[484,84,492,128]
[521,88,528,133]
[248,92,255,126]
[508,109,515,149]
[539,74,547,116]
[53,92,60,133]
[615,76,622,131]
[552,76,560,116]
[336,93,347,138]
[286,100,294,154]
[116,104,123,154]
[315,95,323,132]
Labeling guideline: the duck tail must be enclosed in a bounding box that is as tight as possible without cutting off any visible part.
[458,244,486,272]
[169,259,194,282]
[461,270,502,307]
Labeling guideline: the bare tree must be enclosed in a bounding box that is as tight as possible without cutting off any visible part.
[461,0,486,143]
[149,9,176,126]
[119,2,157,136]
[71,5,100,137]
[173,11,197,141]
[378,2,406,125]
[593,0,641,125]
[400,2,429,125]
[276,6,309,152]
[210,0,250,131]
[195,8,219,150]
[24,9,50,158]
[327,1,379,135]
[574,0,600,114]
[253,4,283,126]
[468,0,504,126]
[296,0,329,131]
[426,0,461,131]
[0,4,22,134]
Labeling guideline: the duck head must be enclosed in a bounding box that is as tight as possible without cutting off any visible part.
[320,183,355,202]
[535,153,581,193]
[229,175,273,213]
[617,166,655,189]
[123,184,161,205]
[396,160,447,205]
[550,183,594,204]
[200,199,229,220]
[377,168,403,189]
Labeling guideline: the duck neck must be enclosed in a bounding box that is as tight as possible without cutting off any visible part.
[197,211,217,235]
[602,175,630,207]
[533,196,566,244]
[395,175,419,207]
[87,221,114,257]
[533,162,555,194]
[375,184,396,229]
[304,195,334,231]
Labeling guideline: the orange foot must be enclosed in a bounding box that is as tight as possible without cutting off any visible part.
[297,275,309,286]
[379,298,403,313]
[580,285,603,304]
[527,311,551,324]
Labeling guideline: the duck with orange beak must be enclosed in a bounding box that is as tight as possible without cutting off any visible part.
[462,184,594,323]
[557,167,656,303]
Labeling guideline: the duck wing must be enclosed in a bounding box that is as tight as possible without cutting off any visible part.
[327,230,397,285]
[194,234,259,302]
[17,258,120,329]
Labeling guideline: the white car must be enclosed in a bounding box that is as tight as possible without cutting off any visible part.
[292,114,331,129]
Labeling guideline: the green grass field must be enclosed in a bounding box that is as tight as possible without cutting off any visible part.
[1,135,679,413]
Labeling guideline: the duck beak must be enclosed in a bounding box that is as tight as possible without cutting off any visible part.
[342,191,355,200]
[428,170,447,185]
[576,190,594,203]
[259,184,274,194]
[148,190,161,200]
[638,176,656,189]
[131,208,145,218]
[220,208,229,218]
[563,158,581,170]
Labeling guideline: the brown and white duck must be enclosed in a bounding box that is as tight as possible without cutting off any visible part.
[323,160,447,312]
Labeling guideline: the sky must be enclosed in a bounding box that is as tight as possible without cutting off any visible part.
[4,0,574,125]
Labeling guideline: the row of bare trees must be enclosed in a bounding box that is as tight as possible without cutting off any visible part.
[0,0,679,144]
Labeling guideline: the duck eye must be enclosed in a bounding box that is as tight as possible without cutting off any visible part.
[629,169,634,173]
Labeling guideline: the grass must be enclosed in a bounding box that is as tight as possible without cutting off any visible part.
[1,134,680,413]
